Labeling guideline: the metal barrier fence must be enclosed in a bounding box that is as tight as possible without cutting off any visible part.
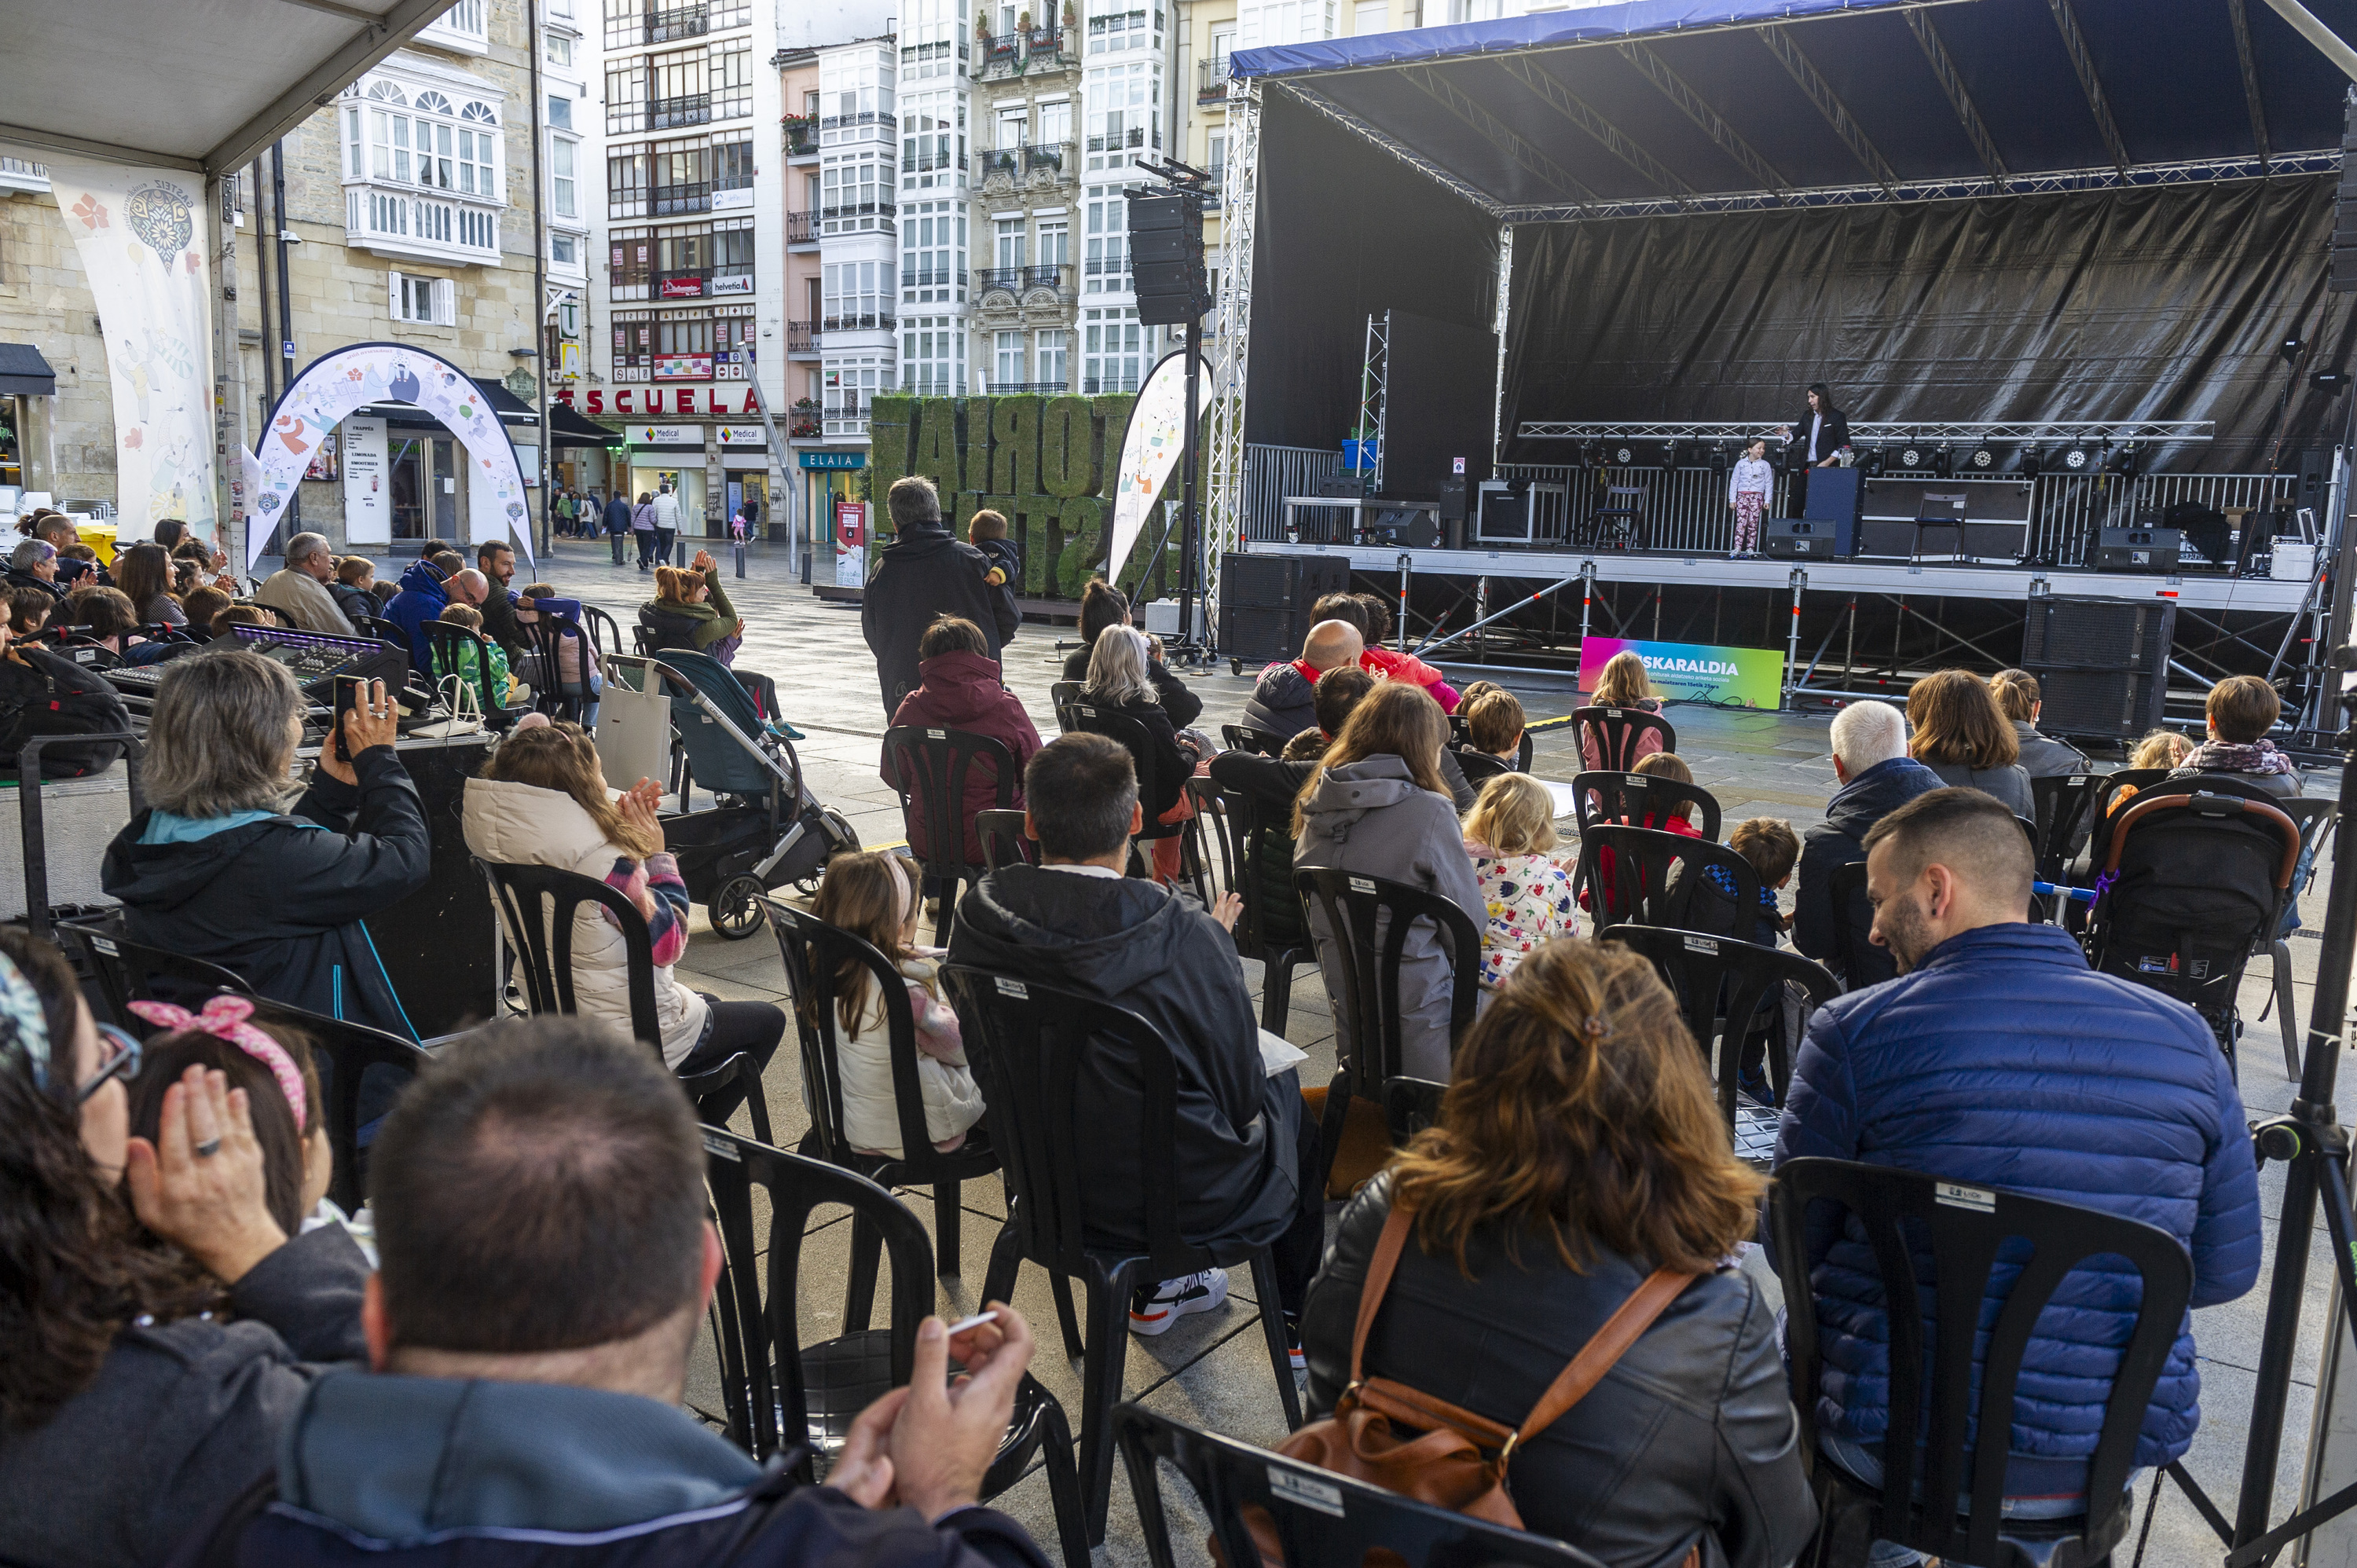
[1241,443,1343,542]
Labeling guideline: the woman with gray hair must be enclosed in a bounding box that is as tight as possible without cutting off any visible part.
[1082,625,1200,882]
[5,537,62,602]
[99,652,431,1037]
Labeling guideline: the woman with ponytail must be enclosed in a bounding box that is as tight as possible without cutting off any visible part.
[1297,936,1816,1566]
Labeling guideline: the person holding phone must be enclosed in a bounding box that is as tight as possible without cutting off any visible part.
[101,655,433,1039]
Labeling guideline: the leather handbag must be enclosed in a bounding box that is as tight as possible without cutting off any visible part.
[1238,1205,1696,1563]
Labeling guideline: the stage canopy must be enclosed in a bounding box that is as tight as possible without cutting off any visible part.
[1229,0,2357,221]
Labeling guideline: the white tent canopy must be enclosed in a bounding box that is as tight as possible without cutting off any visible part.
[0,0,454,177]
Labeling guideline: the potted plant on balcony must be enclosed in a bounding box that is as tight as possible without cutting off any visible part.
[790,396,823,438]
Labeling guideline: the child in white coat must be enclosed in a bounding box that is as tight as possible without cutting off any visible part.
[1728,437,1776,559]
[810,850,985,1158]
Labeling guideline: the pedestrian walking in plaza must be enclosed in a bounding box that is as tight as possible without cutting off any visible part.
[650,483,681,567]
[603,487,633,566]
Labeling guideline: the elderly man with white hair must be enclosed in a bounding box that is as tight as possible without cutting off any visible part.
[253,531,357,636]
[1792,699,1942,989]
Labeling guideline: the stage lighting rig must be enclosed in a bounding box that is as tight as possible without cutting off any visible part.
[1860,445,1886,478]
[1931,446,1956,479]
[2106,442,2142,478]
[2018,445,2044,478]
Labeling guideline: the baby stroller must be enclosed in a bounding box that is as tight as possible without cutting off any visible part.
[632,648,860,940]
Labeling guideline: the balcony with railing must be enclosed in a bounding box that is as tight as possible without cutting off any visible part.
[646,2,708,41]
[977,26,1076,77]
[977,142,1072,192]
[1084,126,1147,154]
[651,180,711,216]
[824,404,871,438]
[651,93,712,130]
[787,321,817,354]
[1024,262,1070,291]
[416,0,488,53]
[346,185,502,268]
[819,111,896,146]
[784,115,819,157]
[787,209,817,244]
[1197,53,1231,104]
[0,156,48,193]
[819,200,896,226]
[820,311,896,333]
[986,380,1069,395]
[974,267,1025,293]
[901,266,954,288]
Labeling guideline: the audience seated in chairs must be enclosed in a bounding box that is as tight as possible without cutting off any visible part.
[252,532,357,636]
[949,733,1323,1347]
[1304,936,1818,1566]
[383,550,462,666]
[1461,772,1578,985]
[9,584,53,640]
[1293,682,1484,1081]
[2172,673,2302,799]
[0,929,372,1568]
[1989,668,2089,779]
[431,602,527,713]
[461,723,785,1123]
[178,1018,1058,1568]
[1457,688,1527,784]
[6,537,65,602]
[885,614,1045,873]
[65,586,148,661]
[1061,579,1203,728]
[1312,592,1461,714]
[1773,786,2264,1562]
[329,555,379,629]
[1579,650,1668,774]
[514,582,603,724]
[1583,752,1707,917]
[1208,665,1376,950]
[1083,625,1201,885]
[209,603,276,639]
[642,553,749,665]
[1906,669,2033,819]
[1793,701,1941,991]
[1243,617,1363,740]
[177,586,229,641]
[101,657,430,1039]
[810,849,985,1157]
[114,541,187,628]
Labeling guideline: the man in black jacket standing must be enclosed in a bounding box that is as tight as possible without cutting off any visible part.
[602,487,632,566]
[861,477,1021,719]
[951,734,1320,1343]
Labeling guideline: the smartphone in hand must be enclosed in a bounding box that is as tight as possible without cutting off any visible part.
[331,675,366,764]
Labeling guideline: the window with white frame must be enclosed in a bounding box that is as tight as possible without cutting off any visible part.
[1083,306,1146,392]
[819,152,891,231]
[548,0,573,17]
[823,356,891,429]
[552,137,578,218]
[1037,214,1069,268]
[349,82,502,201]
[823,260,889,328]
[900,200,961,301]
[994,215,1025,273]
[548,93,574,131]
[546,32,574,67]
[900,314,962,395]
[992,331,1028,389]
[1039,98,1072,145]
[552,232,579,267]
[1036,328,1070,389]
[1084,62,1157,172]
[389,270,456,325]
[1083,192,1128,295]
[1089,0,1160,53]
[605,59,645,134]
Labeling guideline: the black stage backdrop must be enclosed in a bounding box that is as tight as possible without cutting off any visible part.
[1380,310,1498,496]
[1498,176,2357,471]
[1246,88,1501,453]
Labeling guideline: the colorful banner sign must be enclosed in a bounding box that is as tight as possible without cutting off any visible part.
[42,155,216,539]
[654,354,713,379]
[835,501,868,588]
[244,342,531,570]
[1103,346,1211,578]
[1577,636,1784,709]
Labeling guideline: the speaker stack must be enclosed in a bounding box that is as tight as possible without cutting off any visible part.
[1219,551,1352,664]
[1125,189,1211,327]
[2021,595,2175,741]
[2336,91,2357,294]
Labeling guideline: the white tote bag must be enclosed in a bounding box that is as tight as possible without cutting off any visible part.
[596,655,673,791]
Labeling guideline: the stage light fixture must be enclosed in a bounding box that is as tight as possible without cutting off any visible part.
[2282,336,2308,365]
[1931,446,1956,479]
[2018,445,2044,478]
[1658,440,1680,473]
[1860,445,1886,478]
[2107,442,2142,478]
[1966,444,2000,474]
[1609,441,1637,467]
[1896,443,1927,471]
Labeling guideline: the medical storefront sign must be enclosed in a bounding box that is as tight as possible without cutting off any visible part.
[628,425,703,445]
[1577,636,1784,709]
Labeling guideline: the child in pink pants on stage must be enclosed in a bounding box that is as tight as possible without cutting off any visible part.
[1728,436,1775,559]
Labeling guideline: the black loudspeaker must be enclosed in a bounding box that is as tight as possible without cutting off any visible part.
[1798,467,1863,554]
[1436,476,1468,522]
[1319,473,1367,500]
[2296,448,2334,507]
[1764,517,1848,559]
[2091,526,2181,571]
[1218,551,1351,662]
[2163,501,2231,566]
[1126,189,1209,326]
[1364,508,1438,548]
[2021,595,2174,740]
[2335,92,2357,291]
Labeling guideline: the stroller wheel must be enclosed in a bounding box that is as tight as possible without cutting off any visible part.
[709,874,767,941]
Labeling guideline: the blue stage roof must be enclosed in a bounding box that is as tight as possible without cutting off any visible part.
[1229,0,2357,218]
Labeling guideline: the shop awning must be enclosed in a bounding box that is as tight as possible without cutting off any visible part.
[0,343,57,397]
[548,401,619,449]
[0,0,453,178]
[471,378,538,427]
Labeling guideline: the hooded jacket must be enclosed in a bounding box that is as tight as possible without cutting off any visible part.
[862,525,1021,717]
[1292,754,1485,1081]
[382,559,450,668]
[182,1370,1047,1568]
[884,648,1044,866]
[1305,1172,1816,1568]
[460,775,709,1062]
[1775,923,2263,1490]
[1241,660,1318,741]
[0,1225,369,1568]
[1791,756,1943,989]
[328,579,381,630]
[949,864,1302,1251]
[100,748,432,1037]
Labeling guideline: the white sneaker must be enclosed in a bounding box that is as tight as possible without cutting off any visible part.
[1128,1268,1229,1335]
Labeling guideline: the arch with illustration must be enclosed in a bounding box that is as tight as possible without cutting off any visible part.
[240,342,534,571]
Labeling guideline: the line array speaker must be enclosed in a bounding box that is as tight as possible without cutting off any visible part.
[1126,189,1210,327]
[2021,595,2175,739]
[1218,551,1351,663]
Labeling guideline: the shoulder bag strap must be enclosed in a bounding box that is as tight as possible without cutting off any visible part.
[1514,1267,1698,1444]
[1347,1204,1417,1386]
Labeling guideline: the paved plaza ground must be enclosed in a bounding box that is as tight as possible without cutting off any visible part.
[535,534,2346,1566]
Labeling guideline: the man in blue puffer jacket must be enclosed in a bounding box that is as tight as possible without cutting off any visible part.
[1775,786,2261,1558]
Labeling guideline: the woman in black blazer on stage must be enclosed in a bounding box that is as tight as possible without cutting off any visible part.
[1783,382,1850,516]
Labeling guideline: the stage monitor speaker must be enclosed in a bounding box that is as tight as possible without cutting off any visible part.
[1436,476,1468,522]
[1125,189,1209,327]
[1217,551,1351,663]
[2091,526,2181,571]
[1799,467,1863,554]
[2022,595,2175,740]
[1319,473,1367,500]
[1763,517,1849,559]
[2163,501,2231,566]
[2296,448,2334,506]
[1364,508,1439,548]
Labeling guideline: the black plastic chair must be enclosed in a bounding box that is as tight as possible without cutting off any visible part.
[1607,925,1837,1156]
[240,995,433,1214]
[1823,858,1886,991]
[475,860,772,1140]
[701,1127,1091,1568]
[519,609,592,724]
[756,896,999,1293]
[1380,1075,1446,1145]
[1590,483,1647,551]
[1770,1157,2194,1568]
[1116,1402,1611,1568]
[1061,698,1186,855]
[1221,721,1288,757]
[976,807,1036,871]
[1049,680,1085,731]
[1453,746,1515,786]
[1573,824,1759,937]
[1292,868,1481,1200]
[421,619,518,727]
[1572,704,1674,772]
[2029,771,2102,882]
[941,965,1303,1544]
[578,603,625,669]
[352,613,405,649]
[59,919,247,1026]
[1178,775,1232,909]
[1200,780,1313,1035]
[881,726,1017,947]
[1571,769,1722,841]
